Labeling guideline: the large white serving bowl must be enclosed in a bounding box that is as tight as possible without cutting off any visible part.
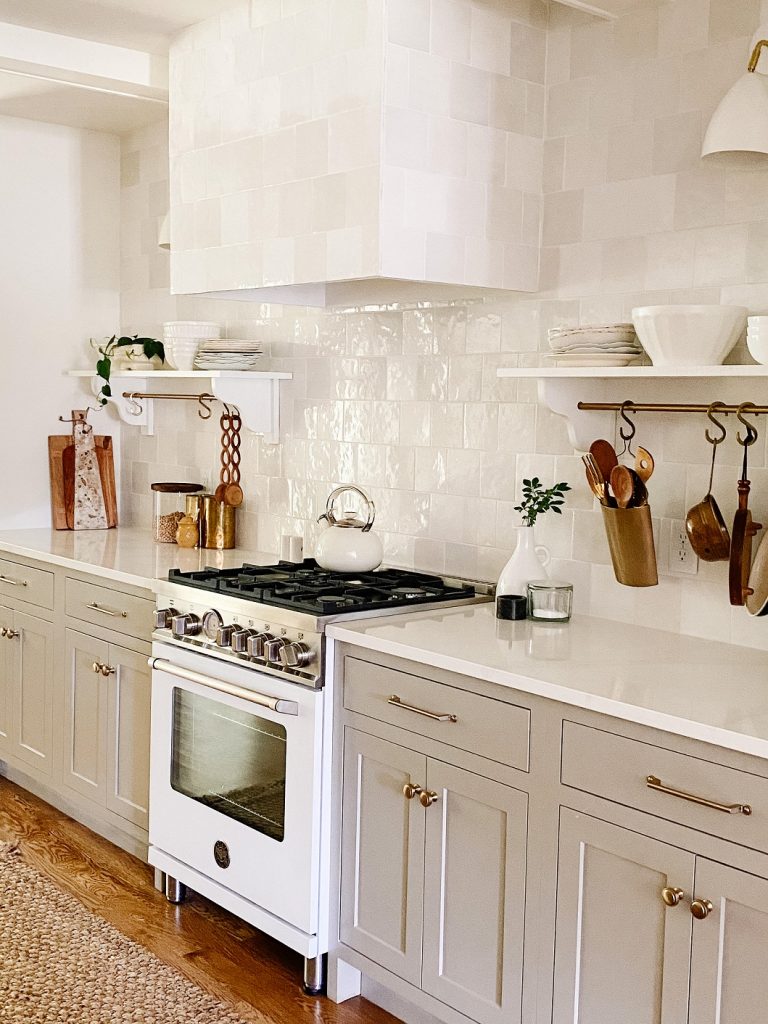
[631,305,748,366]
[747,333,768,364]
[164,338,201,371]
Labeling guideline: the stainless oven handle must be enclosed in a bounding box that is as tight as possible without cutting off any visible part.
[148,658,299,716]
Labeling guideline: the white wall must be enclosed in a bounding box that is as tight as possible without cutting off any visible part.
[0,115,121,530]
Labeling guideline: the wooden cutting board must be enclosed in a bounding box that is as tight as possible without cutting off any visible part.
[48,435,118,530]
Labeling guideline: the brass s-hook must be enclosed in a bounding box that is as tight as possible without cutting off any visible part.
[705,402,728,446]
[197,393,214,420]
[618,401,637,456]
[736,402,759,446]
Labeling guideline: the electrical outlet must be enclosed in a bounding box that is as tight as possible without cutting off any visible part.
[667,519,699,576]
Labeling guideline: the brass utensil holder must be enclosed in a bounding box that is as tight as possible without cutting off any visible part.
[601,505,658,587]
[200,494,237,550]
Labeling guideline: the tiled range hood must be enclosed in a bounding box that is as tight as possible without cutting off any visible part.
[169,0,544,307]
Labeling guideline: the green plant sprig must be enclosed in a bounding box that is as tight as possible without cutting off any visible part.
[514,477,571,528]
[93,335,165,406]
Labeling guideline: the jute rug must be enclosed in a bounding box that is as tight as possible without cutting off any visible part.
[0,842,257,1023]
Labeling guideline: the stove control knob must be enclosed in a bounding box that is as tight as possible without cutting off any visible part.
[279,641,315,669]
[171,613,202,638]
[154,607,178,630]
[215,625,236,648]
[246,632,274,659]
[231,628,257,654]
[264,637,288,664]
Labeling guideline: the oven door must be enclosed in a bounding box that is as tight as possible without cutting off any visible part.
[149,643,323,935]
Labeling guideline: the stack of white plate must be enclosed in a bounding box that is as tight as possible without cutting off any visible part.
[547,324,643,367]
[195,339,263,371]
[747,316,768,365]
[163,321,222,372]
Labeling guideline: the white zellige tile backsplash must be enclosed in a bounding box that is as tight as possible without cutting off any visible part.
[120,0,768,651]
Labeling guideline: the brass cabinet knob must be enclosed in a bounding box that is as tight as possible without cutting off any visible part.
[3,628,19,640]
[419,790,439,808]
[100,664,116,677]
[691,898,714,920]
[661,886,685,907]
[402,783,423,800]
[92,661,102,674]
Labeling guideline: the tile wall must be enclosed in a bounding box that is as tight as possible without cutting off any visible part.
[120,0,768,650]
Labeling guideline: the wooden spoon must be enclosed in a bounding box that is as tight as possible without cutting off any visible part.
[635,446,655,483]
[610,465,635,509]
[589,439,618,488]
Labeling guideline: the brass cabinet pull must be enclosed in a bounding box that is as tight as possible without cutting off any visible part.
[402,783,423,800]
[101,664,116,677]
[646,775,752,816]
[87,602,128,619]
[2,629,19,640]
[91,661,102,674]
[388,694,457,723]
[419,790,439,808]
[691,898,714,920]
[661,886,685,907]
[0,574,27,587]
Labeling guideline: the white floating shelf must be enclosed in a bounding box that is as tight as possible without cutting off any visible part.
[67,370,292,442]
[497,364,768,378]
[497,364,768,450]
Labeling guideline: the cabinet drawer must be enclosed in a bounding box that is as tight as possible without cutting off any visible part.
[65,578,153,640]
[344,657,530,771]
[0,557,53,609]
[561,721,768,851]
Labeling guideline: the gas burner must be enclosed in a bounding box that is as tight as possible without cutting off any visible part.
[168,559,480,616]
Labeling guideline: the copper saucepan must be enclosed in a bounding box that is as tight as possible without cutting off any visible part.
[685,404,730,562]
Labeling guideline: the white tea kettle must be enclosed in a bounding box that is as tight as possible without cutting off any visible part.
[315,485,383,573]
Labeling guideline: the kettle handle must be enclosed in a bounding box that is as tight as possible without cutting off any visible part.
[318,485,376,532]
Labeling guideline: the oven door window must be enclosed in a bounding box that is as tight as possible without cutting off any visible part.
[170,688,287,842]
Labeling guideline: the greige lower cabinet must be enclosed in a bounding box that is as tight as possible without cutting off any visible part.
[0,603,53,776]
[63,629,151,831]
[340,726,527,1024]
[554,809,768,1024]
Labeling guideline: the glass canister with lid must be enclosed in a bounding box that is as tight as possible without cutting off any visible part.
[151,482,204,543]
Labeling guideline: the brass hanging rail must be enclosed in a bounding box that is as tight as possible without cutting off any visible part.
[577,401,768,415]
[122,391,217,420]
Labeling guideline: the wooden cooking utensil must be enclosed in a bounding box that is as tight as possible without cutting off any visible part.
[610,465,634,509]
[635,446,654,483]
[589,439,618,486]
[582,455,607,505]
[730,436,762,606]
[223,410,243,507]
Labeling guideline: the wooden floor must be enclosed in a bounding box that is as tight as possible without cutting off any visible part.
[0,776,400,1024]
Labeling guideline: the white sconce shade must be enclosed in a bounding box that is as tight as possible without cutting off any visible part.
[702,39,768,162]
[157,212,170,250]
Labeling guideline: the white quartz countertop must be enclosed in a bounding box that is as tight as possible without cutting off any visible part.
[0,528,276,591]
[328,604,768,760]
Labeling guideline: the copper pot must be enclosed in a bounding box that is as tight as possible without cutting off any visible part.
[685,435,730,562]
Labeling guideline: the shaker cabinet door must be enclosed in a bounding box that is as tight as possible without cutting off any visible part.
[340,728,426,986]
[62,629,109,802]
[552,809,695,1024]
[12,611,54,775]
[688,859,768,1024]
[0,604,15,756]
[421,760,528,1024]
[105,643,151,829]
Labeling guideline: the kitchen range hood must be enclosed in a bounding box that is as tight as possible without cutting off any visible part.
[168,0,544,307]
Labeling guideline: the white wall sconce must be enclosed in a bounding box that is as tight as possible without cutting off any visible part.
[157,212,170,250]
[702,38,768,162]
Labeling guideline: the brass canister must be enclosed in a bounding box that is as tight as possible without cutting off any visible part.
[601,504,658,587]
[200,494,236,550]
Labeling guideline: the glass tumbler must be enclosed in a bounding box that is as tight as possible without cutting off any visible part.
[526,580,573,622]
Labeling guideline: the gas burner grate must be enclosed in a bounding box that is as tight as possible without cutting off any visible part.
[168,559,478,615]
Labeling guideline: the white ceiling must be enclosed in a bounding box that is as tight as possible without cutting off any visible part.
[0,0,239,54]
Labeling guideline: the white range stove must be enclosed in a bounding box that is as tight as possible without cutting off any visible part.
[148,559,487,993]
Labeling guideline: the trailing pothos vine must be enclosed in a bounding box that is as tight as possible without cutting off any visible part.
[93,335,165,406]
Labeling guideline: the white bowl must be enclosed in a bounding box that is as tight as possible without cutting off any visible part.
[748,316,768,330]
[163,321,221,339]
[631,305,747,367]
[164,338,200,372]
[748,334,768,364]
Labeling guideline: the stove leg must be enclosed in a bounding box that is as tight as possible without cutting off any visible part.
[164,874,187,904]
[153,868,166,894]
[303,954,326,995]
